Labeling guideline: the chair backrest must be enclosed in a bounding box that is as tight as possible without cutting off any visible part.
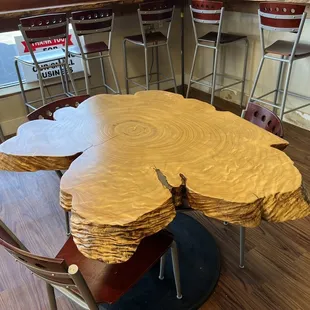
[19,14,69,65]
[71,8,114,36]
[242,102,284,137]
[259,2,306,32]
[190,0,223,24]
[138,1,175,42]
[0,219,98,308]
[27,95,90,121]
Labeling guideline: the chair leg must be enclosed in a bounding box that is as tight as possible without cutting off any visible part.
[211,48,219,105]
[59,64,68,96]
[273,55,285,112]
[65,211,70,236]
[171,241,182,299]
[123,40,129,94]
[108,55,121,94]
[186,45,198,98]
[66,64,78,96]
[55,170,63,179]
[249,57,265,101]
[15,59,30,113]
[46,283,57,310]
[99,53,109,94]
[239,226,245,269]
[240,39,249,109]
[82,58,91,95]
[279,61,293,120]
[166,44,178,94]
[144,47,150,91]
[156,46,160,90]
[159,252,166,280]
[0,125,5,143]
[37,70,46,106]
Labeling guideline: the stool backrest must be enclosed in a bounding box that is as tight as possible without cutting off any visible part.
[259,2,306,32]
[242,102,284,137]
[71,8,114,53]
[138,1,175,43]
[19,14,69,66]
[0,219,98,309]
[189,1,224,46]
[190,0,223,24]
[71,9,113,35]
[27,95,90,121]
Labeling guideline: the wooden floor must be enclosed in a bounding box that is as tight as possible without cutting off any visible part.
[1,93,310,310]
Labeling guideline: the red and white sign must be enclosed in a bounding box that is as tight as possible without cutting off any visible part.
[15,30,85,83]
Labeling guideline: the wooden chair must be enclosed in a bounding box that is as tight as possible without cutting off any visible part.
[0,218,182,310]
[27,95,90,235]
[231,101,284,269]
[27,95,90,121]
[241,101,284,137]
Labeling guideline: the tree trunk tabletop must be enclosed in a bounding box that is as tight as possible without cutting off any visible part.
[0,91,309,263]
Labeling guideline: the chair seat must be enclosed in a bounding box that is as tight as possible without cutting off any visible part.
[199,31,247,44]
[56,230,173,304]
[15,49,66,65]
[265,40,310,58]
[68,41,109,55]
[124,31,167,44]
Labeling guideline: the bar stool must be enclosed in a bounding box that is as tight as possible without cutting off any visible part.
[249,2,310,120]
[70,8,120,95]
[0,126,4,143]
[15,14,77,113]
[186,0,249,106]
[123,0,177,93]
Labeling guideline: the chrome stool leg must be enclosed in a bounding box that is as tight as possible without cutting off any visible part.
[15,59,30,113]
[37,69,47,106]
[211,47,220,105]
[159,252,166,280]
[239,226,245,269]
[144,47,150,91]
[279,61,293,120]
[65,211,71,236]
[166,44,178,94]
[108,55,121,94]
[82,57,91,95]
[273,55,285,111]
[186,45,199,98]
[171,241,182,299]
[249,57,265,101]
[123,40,129,94]
[99,52,109,94]
[156,46,160,90]
[240,39,249,108]
[0,126,5,143]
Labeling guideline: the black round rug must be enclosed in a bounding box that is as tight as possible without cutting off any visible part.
[100,212,220,310]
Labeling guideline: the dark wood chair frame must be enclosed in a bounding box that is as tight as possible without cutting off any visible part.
[27,95,90,235]
[249,2,310,120]
[0,218,182,310]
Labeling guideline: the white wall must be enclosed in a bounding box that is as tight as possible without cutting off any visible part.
[185,10,310,130]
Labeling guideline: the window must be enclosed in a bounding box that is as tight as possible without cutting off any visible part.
[0,30,22,88]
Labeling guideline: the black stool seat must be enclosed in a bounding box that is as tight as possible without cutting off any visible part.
[265,40,310,58]
[124,31,167,44]
[199,31,247,44]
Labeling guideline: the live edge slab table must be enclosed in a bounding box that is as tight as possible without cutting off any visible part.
[0,91,309,264]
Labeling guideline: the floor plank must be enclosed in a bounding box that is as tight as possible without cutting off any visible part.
[1,93,310,309]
